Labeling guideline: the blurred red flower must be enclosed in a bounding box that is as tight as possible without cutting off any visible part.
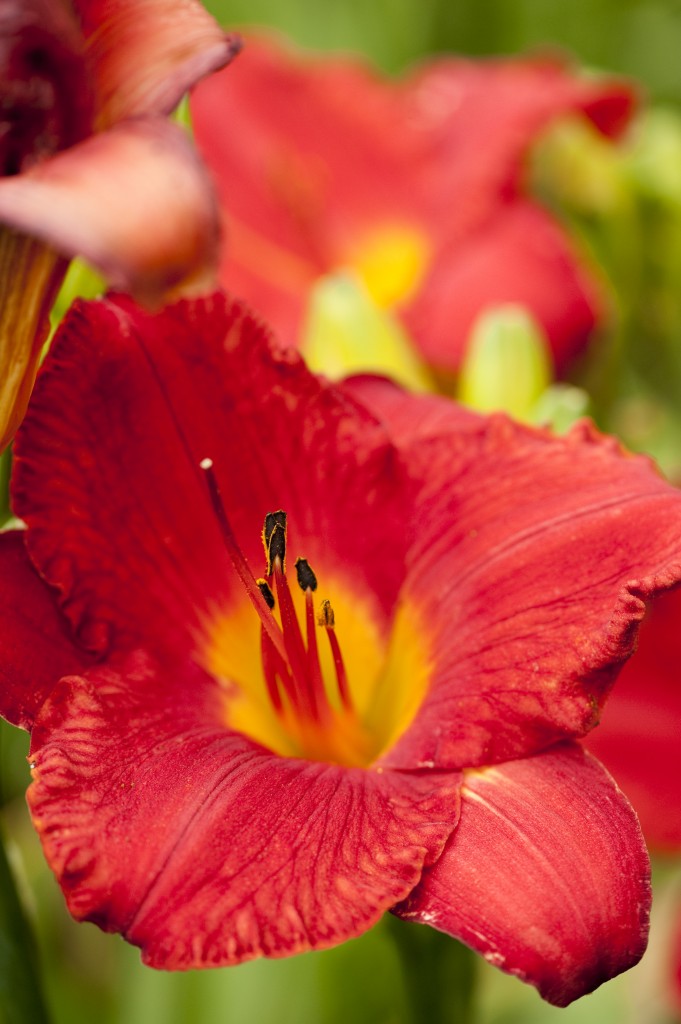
[191,35,634,374]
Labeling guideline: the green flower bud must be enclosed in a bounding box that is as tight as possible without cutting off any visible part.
[457,304,553,421]
[300,272,435,392]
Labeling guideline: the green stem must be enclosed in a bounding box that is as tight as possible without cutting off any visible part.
[386,914,478,1024]
[0,722,51,1024]
[0,824,52,1024]
[0,447,11,527]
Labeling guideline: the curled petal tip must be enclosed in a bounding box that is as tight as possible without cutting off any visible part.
[224,32,244,63]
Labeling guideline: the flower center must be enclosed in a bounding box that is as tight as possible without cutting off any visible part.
[199,459,430,767]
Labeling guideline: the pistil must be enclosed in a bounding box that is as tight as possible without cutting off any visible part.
[200,459,289,664]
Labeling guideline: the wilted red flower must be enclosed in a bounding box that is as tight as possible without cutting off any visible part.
[2,293,681,1006]
[191,35,634,373]
[0,0,240,449]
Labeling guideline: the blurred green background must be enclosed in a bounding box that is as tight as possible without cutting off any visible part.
[204,0,681,100]
[4,2,681,1024]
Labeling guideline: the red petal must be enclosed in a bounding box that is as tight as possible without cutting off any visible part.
[12,293,411,658]
[0,119,221,305]
[585,585,681,851]
[191,36,634,364]
[28,654,460,966]
[340,374,482,445]
[379,416,681,770]
[0,531,90,729]
[404,203,602,374]
[394,743,650,1007]
[73,0,240,128]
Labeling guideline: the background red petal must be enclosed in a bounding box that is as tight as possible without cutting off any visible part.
[404,203,602,374]
[192,35,634,367]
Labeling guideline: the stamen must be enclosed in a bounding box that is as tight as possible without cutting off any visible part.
[205,476,360,751]
[318,599,335,628]
[318,600,352,711]
[325,625,353,711]
[263,510,287,574]
[300,573,329,724]
[295,557,317,592]
[256,578,275,610]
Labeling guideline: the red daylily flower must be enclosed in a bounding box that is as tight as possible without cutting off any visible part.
[0,0,240,449]
[191,35,634,374]
[3,294,681,1005]
[585,585,681,853]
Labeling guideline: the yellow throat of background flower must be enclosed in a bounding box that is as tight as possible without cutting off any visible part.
[343,222,431,309]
